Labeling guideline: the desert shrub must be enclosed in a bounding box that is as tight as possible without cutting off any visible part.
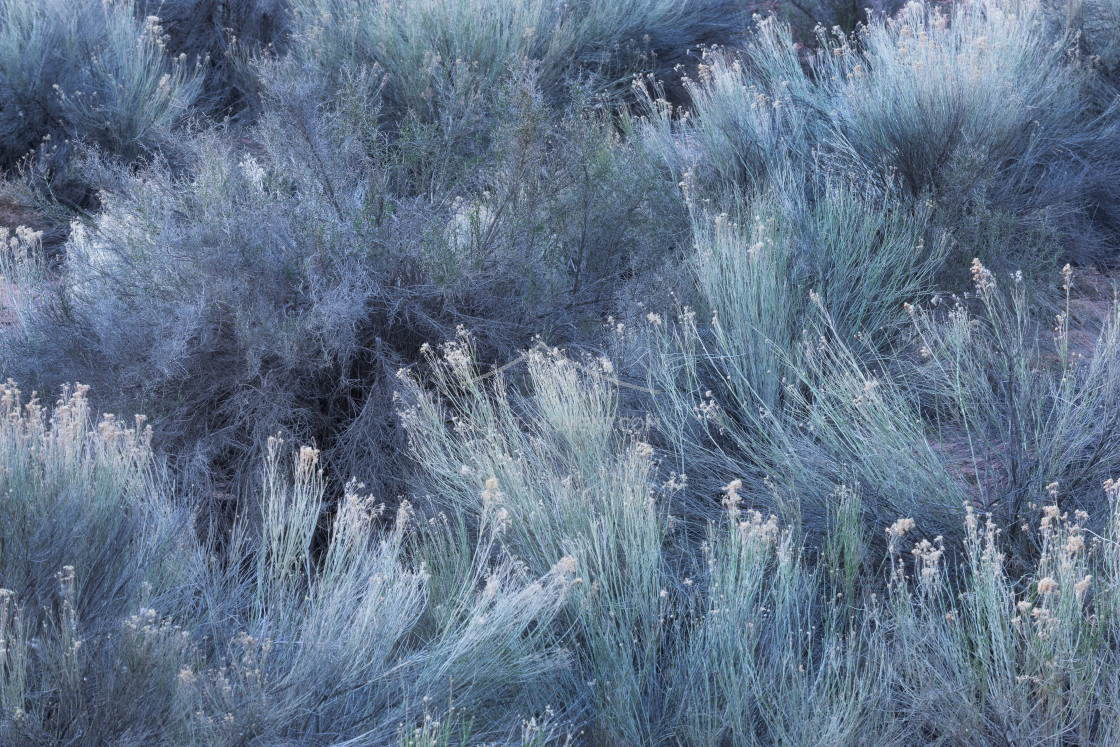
[282,0,751,122]
[637,254,1120,555]
[179,439,577,744]
[883,495,1120,743]
[5,66,684,497]
[0,0,201,196]
[400,338,675,742]
[0,224,45,332]
[5,311,1120,742]
[30,128,441,495]
[0,382,199,744]
[396,329,1120,742]
[0,385,579,744]
[823,0,1120,253]
[672,481,897,744]
[642,300,968,546]
[690,179,946,413]
[634,42,817,193]
[641,0,1120,269]
[7,1,1120,741]
[134,0,290,118]
[617,178,953,537]
[903,262,1120,556]
[1062,0,1120,86]
[0,382,189,628]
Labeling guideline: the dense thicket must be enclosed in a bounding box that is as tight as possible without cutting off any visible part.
[3,0,1120,743]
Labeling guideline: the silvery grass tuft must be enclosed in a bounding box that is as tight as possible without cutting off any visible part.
[639,0,1120,266]
[283,0,751,120]
[0,0,201,195]
[399,336,673,742]
[0,382,581,743]
[639,258,1120,552]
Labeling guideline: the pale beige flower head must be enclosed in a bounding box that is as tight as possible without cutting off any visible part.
[970,257,996,294]
[722,479,743,515]
[298,445,319,468]
[552,555,578,577]
[888,517,916,538]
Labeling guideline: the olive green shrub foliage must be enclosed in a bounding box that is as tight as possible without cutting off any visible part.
[6,0,1120,741]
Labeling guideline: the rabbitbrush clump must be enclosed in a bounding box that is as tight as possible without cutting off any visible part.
[4,0,1120,742]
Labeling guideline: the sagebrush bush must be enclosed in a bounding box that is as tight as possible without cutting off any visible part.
[634,259,1120,557]
[0,384,579,744]
[6,370,1120,742]
[672,481,897,744]
[5,65,684,498]
[134,0,290,118]
[883,497,1120,743]
[0,382,198,744]
[6,0,1120,741]
[902,262,1120,556]
[394,314,1120,741]
[690,178,946,410]
[400,338,674,742]
[641,0,1120,270]
[282,0,751,121]
[0,0,201,197]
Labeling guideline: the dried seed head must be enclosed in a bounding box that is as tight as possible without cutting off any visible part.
[887,517,916,538]
[970,258,996,294]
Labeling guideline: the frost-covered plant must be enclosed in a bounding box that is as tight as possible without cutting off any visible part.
[0,225,45,332]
